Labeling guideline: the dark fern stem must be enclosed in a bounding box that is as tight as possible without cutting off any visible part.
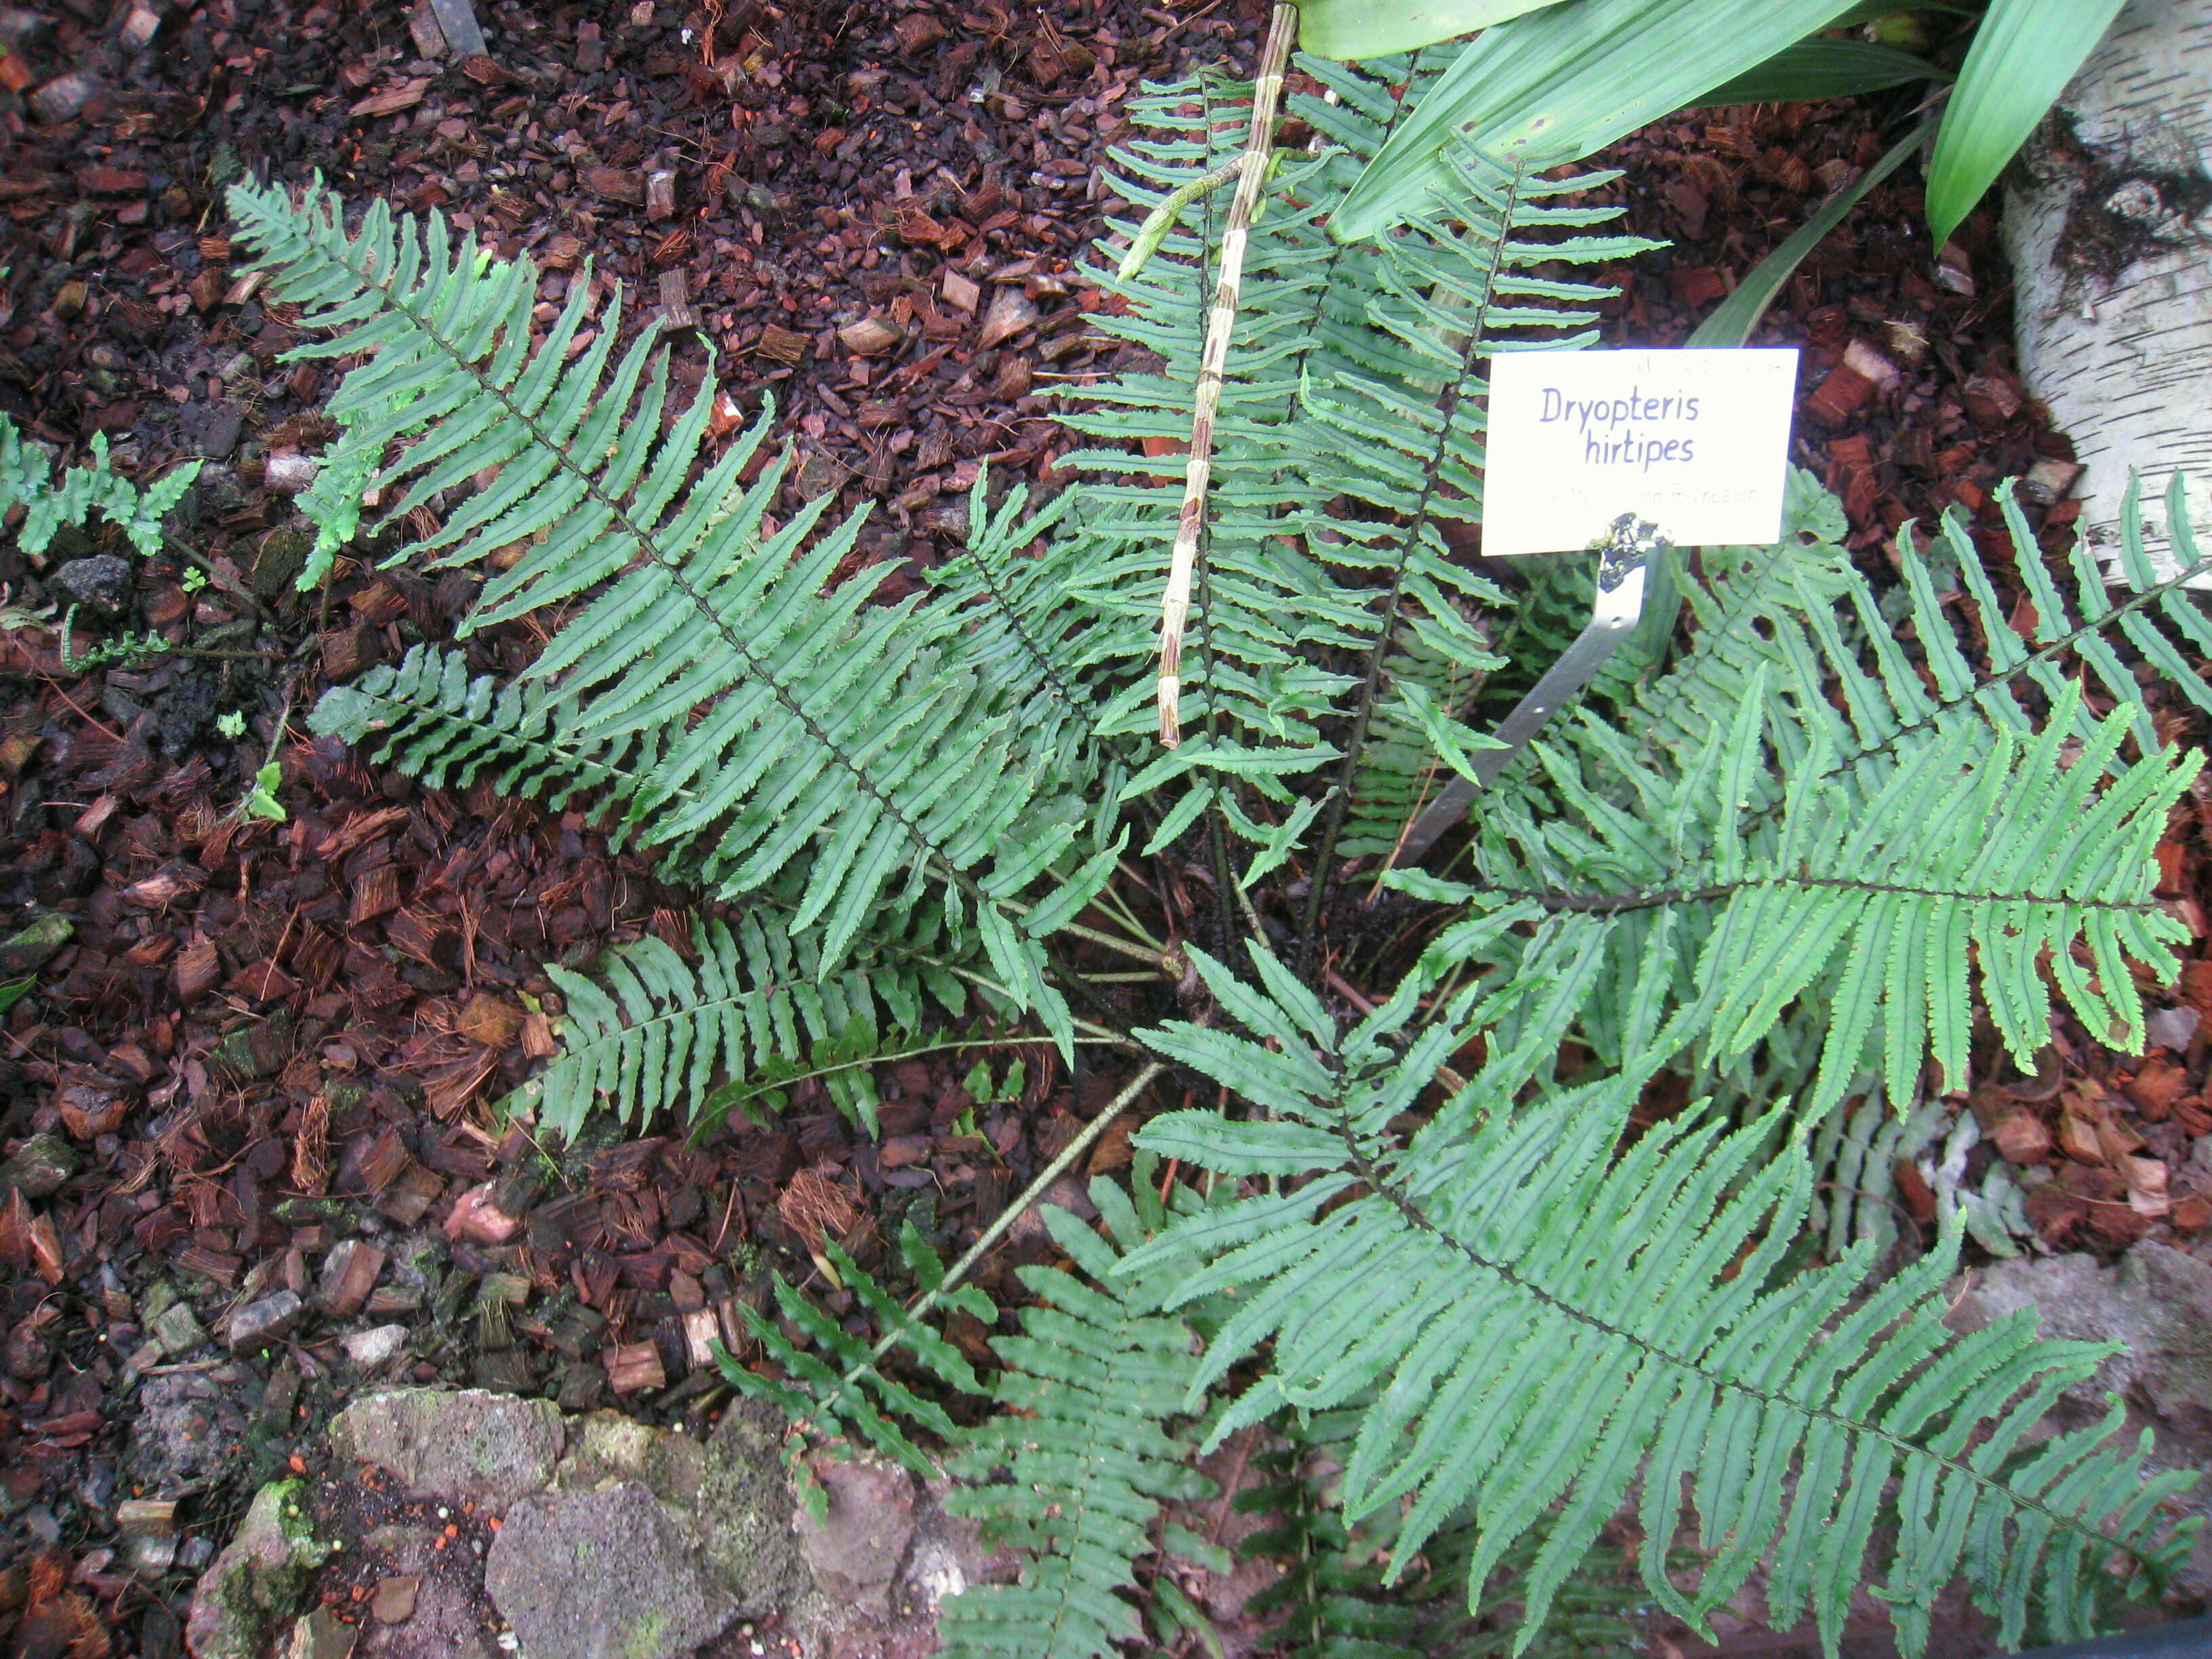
[1486,872,2174,917]
[1296,161,1528,979]
[939,539,1083,712]
[1750,540,2212,832]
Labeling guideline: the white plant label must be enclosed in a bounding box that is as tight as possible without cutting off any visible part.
[1479,348,1800,557]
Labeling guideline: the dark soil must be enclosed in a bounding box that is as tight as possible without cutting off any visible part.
[2,0,2209,1654]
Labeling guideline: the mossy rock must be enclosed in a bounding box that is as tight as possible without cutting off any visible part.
[327,1387,565,1511]
[556,1411,708,1509]
[692,1399,811,1616]
[182,1479,329,1659]
[251,525,311,600]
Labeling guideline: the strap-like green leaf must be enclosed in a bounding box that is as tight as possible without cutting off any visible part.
[1925,0,2127,248]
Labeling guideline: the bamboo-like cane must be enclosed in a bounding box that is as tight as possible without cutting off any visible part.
[1156,1,1298,749]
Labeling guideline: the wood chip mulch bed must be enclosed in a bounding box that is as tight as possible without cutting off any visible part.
[2,0,2209,1652]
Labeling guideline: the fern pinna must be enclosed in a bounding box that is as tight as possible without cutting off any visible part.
[224,28,2212,1658]
[510,906,997,1139]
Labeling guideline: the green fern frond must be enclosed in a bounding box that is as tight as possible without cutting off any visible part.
[310,642,646,817]
[233,178,1112,1037]
[0,415,46,514]
[1906,473,2212,756]
[0,420,201,557]
[1063,60,1648,820]
[510,909,991,1141]
[1623,470,2212,807]
[1408,473,2203,1115]
[1124,947,2197,1658]
[1240,1412,1648,1658]
[718,1221,995,1481]
[1452,672,2195,1113]
[939,1177,1214,1659]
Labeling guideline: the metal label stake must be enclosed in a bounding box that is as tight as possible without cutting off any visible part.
[1393,514,1671,866]
[428,0,490,58]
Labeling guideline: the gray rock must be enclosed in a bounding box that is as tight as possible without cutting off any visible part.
[0,911,73,977]
[1950,1245,2212,1422]
[228,1290,303,1353]
[1,1130,80,1199]
[1950,1244,2212,1594]
[900,1485,1005,1616]
[693,1398,811,1614]
[263,453,321,494]
[182,401,243,461]
[485,1481,737,1659]
[342,1324,409,1371]
[125,1370,249,1498]
[554,1401,809,1616]
[28,68,95,123]
[793,1454,914,1614]
[184,1479,330,1659]
[550,1406,814,1628]
[327,1388,566,1511]
[54,554,134,615]
[369,1575,417,1624]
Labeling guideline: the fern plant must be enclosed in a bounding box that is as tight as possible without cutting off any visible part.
[0,418,201,559]
[226,33,2212,1655]
[509,904,996,1138]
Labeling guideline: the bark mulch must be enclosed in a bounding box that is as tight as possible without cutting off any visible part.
[2,0,2208,1654]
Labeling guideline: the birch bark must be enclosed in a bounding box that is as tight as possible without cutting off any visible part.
[2004,0,2212,575]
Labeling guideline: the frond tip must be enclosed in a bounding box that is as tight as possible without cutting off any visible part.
[1125,949,2199,1658]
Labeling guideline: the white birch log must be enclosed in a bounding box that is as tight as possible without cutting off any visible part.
[2003,0,2212,577]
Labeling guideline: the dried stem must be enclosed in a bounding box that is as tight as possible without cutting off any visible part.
[1156,1,1297,748]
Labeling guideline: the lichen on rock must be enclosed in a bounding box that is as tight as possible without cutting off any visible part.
[182,1479,330,1659]
[691,1398,813,1616]
[484,1480,738,1659]
[326,1387,566,1511]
